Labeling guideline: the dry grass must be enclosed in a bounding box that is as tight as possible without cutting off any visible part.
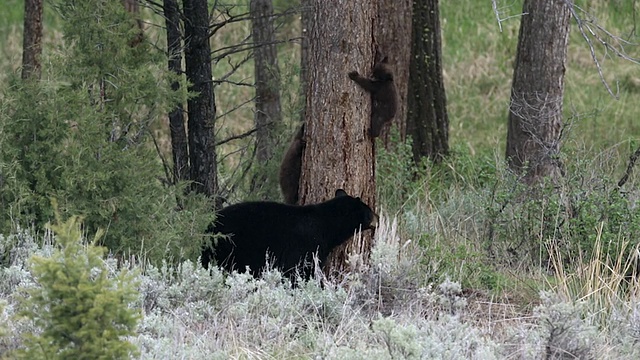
[548,222,640,328]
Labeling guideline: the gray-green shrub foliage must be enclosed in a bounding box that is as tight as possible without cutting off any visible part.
[2,216,639,359]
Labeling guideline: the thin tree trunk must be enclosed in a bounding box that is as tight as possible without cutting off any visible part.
[22,0,43,80]
[164,0,189,183]
[299,0,376,276]
[122,0,144,47]
[407,0,449,164]
[250,0,281,196]
[278,0,310,206]
[376,0,412,143]
[251,0,281,162]
[284,0,312,205]
[506,0,571,184]
[183,0,219,202]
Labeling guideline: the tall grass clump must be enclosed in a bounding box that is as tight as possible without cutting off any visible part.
[547,227,640,355]
[374,134,640,296]
[503,262,640,359]
[387,138,640,279]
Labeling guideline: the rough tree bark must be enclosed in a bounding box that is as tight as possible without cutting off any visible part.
[183,0,219,201]
[376,0,412,143]
[22,0,43,80]
[407,0,449,164]
[163,0,189,183]
[299,0,377,276]
[506,0,571,184]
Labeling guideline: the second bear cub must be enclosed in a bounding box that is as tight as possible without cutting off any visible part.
[348,56,397,138]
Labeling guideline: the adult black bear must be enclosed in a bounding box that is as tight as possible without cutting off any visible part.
[201,189,378,281]
[348,56,397,138]
[279,123,305,204]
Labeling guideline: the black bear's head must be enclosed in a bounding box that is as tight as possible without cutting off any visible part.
[333,189,378,230]
[372,56,393,82]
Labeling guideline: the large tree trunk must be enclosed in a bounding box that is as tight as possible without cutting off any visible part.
[407,0,449,164]
[22,0,43,80]
[376,0,412,143]
[299,0,377,277]
[183,0,219,202]
[250,0,281,196]
[163,0,189,183]
[506,0,571,184]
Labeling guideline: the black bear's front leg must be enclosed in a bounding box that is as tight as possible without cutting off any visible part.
[348,71,378,93]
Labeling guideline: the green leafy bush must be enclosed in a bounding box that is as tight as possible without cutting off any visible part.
[375,127,418,214]
[484,163,640,273]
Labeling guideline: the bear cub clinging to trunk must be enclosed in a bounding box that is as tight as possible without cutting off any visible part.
[279,123,305,204]
[348,56,397,138]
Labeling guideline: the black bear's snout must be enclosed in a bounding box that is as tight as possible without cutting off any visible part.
[367,212,379,229]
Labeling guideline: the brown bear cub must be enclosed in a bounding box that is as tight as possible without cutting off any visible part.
[348,56,397,138]
[279,123,305,204]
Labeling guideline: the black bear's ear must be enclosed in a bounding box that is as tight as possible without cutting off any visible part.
[335,189,348,198]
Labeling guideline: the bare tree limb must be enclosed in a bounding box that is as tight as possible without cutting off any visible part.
[215,95,256,121]
[215,127,260,147]
[220,142,257,202]
[208,5,298,38]
[491,0,527,32]
[565,0,640,98]
[211,33,252,59]
[214,55,253,85]
[492,0,640,98]
[149,128,175,186]
[214,118,274,149]
[211,78,253,87]
[212,38,290,60]
[618,144,640,187]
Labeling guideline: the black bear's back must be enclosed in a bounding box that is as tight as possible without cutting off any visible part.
[211,201,324,276]
[203,190,378,281]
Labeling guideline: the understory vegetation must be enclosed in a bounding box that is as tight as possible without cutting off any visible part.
[1,0,640,358]
[1,208,639,358]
